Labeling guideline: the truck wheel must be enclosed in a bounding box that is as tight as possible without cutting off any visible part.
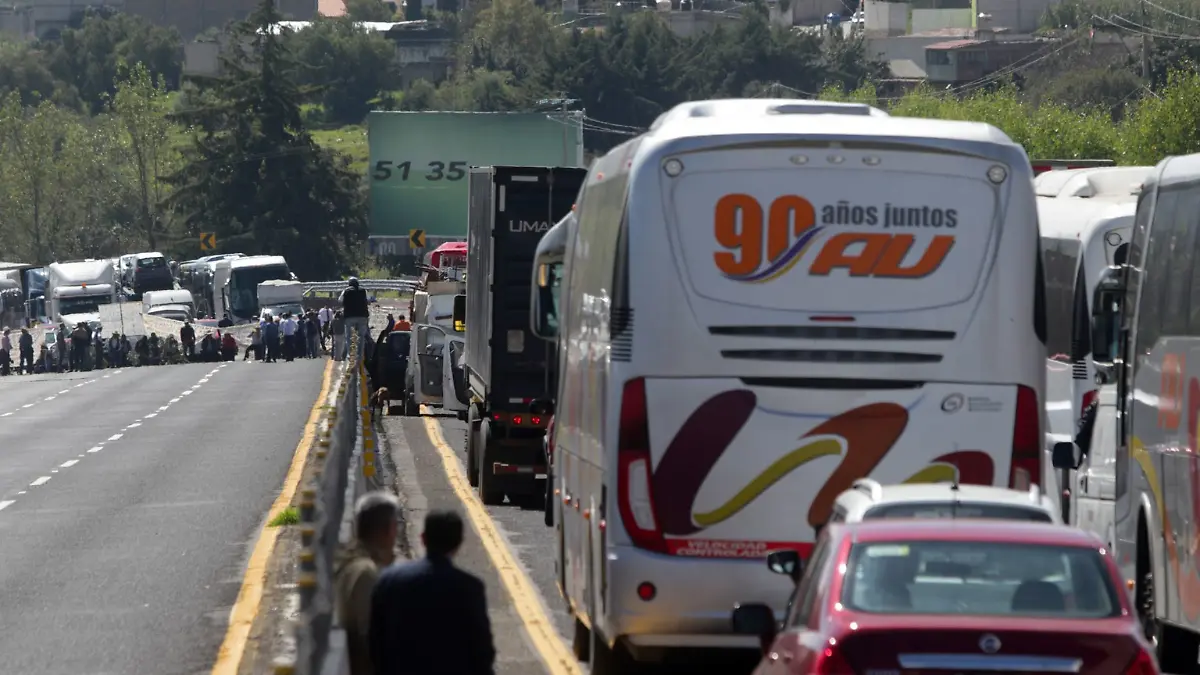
[477,420,504,506]
[466,409,480,488]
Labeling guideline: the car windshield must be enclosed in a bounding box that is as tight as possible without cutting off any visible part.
[842,540,1119,618]
[864,503,1053,522]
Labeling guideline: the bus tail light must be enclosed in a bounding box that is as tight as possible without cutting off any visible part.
[1010,385,1041,490]
[616,378,667,554]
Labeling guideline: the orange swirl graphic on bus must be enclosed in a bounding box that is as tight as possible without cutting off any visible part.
[653,392,996,535]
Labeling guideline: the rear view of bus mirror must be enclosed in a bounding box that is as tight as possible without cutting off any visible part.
[1052,441,1082,470]
[1090,266,1124,365]
[452,294,465,332]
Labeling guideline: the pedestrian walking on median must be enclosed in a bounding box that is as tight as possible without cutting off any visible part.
[340,278,370,363]
[336,491,399,675]
[370,509,495,675]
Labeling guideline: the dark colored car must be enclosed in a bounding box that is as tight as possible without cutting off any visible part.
[132,253,174,297]
[732,520,1158,675]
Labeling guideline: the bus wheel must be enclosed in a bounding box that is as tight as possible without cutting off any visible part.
[572,617,590,662]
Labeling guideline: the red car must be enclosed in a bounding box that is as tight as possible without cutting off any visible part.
[731,520,1158,674]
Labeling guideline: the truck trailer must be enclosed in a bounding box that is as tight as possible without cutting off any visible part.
[458,165,586,505]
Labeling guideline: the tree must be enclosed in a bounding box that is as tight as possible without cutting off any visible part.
[0,40,81,109]
[166,0,367,279]
[47,10,184,114]
[112,63,174,249]
[345,0,397,21]
[288,17,399,125]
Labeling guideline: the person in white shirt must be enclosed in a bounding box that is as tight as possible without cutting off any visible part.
[281,313,299,362]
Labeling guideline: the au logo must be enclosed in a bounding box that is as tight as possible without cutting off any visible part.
[651,390,995,534]
[712,194,954,283]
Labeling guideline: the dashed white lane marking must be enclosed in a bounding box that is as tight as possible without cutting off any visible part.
[3,371,127,418]
[2,367,216,512]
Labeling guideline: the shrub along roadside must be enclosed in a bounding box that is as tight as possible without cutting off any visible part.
[821,68,1200,166]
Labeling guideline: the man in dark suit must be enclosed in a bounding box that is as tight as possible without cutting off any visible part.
[369,509,495,675]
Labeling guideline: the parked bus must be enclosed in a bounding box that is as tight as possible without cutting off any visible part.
[224,255,293,323]
[1036,166,1150,529]
[539,99,1046,673]
[1078,153,1200,673]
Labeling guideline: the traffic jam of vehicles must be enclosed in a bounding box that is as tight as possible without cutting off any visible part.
[1,250,300,372]
[379,100,1200,675]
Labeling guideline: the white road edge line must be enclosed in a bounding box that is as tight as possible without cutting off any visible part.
[0,500,14,512]
[29,477,50,487]
[108,434,123,441]
[60,460,78,468]
[87,446,102,453]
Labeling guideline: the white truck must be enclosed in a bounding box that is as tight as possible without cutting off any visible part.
[402,280,465,415]
[257,279,304,319]
[47,260,117,327]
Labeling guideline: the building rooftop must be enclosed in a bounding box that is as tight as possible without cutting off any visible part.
[926,38,985,50]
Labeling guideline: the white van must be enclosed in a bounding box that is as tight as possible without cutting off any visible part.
[142,289,195,321]
[542,99,1046,672]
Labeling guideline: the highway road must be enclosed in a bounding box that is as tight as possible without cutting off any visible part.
[0,360,325,675]
[383,411,759,675]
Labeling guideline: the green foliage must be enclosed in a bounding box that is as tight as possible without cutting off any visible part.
[345,0,398,21]
[287,17,400,125]
[269,506,300,527]
[111,63,175,249]
[46,10,184,114]
[165,0,368,280]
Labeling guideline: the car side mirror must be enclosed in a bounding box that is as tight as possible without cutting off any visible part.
[766,549,804,583]
[453,294,466,333]
[731,602,777,655]
[1052,441,1082,470]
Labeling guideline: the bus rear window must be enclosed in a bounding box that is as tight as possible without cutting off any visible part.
[864,503,1053,522]
[664,150,999,313]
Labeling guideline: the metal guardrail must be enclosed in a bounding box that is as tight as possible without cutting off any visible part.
[280,329,386,675]
[303,279,419,294]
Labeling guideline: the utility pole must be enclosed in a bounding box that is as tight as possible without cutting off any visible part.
[1141,0,1152,83]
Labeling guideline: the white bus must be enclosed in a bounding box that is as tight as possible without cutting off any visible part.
[1036,167,1150,532]
[1084,153,1200,672]
[541,99,1047,672]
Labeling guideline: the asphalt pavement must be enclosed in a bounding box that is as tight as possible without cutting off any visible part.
[381,411,758,675]
[0,358,326,675]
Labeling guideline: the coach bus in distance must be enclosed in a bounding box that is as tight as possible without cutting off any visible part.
[1074,152,1200,673]
[1036,166,1150,531]
[538,98,1046,673]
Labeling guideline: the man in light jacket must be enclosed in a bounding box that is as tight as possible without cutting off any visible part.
[336,491,399,675]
